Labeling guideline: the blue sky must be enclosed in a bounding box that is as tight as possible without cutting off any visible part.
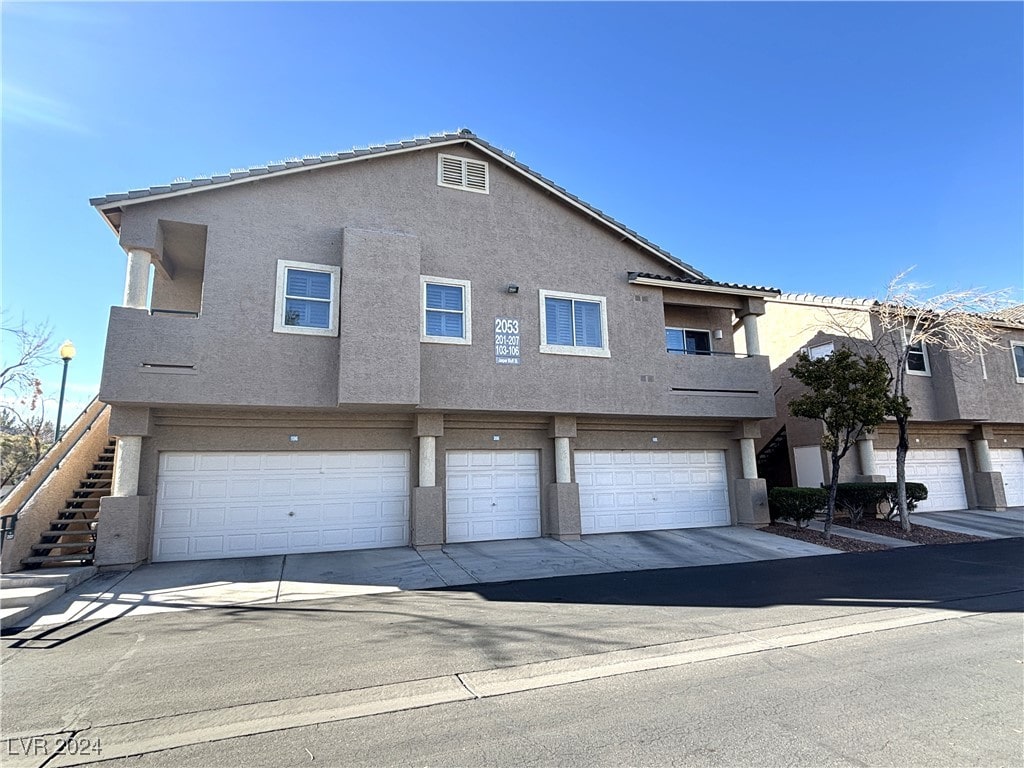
[2,1,1022,419]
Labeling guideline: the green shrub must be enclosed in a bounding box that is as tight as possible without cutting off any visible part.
[835,483,889,525]
[768,487,828,528]
[879,482,928,518]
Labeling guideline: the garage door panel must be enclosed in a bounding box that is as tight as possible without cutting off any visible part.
[153,451,409,562]
[445,450,541,543]
[578,450,730,534]
[155,537,190,559]
[991,449,1024,507]
[876,449,967,512]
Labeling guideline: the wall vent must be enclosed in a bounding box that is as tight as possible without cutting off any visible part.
[438,154,489,194]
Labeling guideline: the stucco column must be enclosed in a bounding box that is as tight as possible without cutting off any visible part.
[123,248,151,309]
[973,439,993,473]
[111,436,142,497]
[554,437,571,484]
[740,438,758,480]
[857,438,877,476]
[741,315,761,356]
[419,435,436,487]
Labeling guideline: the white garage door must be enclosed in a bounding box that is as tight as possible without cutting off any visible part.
[153,451,410,562]
[876,449,968,513]
[576,450,731,534]
[991,449,1024,507]
[445,451,541,543]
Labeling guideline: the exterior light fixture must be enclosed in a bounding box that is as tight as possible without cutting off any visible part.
[506,284,519,294]
[54,340,77,441]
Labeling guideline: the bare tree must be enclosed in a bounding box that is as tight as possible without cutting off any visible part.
[872,270,1015,530]
[1,314,55,486]
[1,313,53,397]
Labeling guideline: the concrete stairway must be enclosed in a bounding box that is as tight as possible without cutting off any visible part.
[20,440,115,568]
[0,567,97,630]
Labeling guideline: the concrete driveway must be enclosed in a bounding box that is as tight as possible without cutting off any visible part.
[7,526,836,631]
[912,507,1024,538]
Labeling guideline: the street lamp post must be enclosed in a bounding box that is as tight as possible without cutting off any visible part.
[53,340,76,441]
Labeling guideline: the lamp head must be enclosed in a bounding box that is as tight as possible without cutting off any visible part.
[59,340,76,361]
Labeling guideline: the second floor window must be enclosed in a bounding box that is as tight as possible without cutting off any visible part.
[539,290,609,358]
[666,327,712,356]
[906,339,930,375]
[1012,342,1024,383]
[421,276,472,345]
[274,260,340,337]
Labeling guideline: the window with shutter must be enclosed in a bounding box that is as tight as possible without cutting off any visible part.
[437,153,489,194]
[421,276,472,345]
[539,290,610,358]
[273,260,340,336]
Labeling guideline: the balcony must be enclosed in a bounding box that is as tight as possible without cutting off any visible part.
[655,351,775,419]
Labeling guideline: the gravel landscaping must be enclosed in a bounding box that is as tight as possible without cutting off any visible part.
[765,516,987,552]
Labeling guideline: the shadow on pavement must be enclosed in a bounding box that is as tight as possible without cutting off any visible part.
[434,538,1024,612]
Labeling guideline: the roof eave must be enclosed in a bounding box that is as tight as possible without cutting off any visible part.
[629,274,781,299]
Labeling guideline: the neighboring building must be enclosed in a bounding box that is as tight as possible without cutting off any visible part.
[86,130,779,568]
[753,293,1024,512]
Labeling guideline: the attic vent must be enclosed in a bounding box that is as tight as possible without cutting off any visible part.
[438,154,489,194]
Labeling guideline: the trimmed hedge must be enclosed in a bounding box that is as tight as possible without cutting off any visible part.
[768,487,827,527]
[770,482,930,527]
[834,482,930,524]
[835,483,888,525]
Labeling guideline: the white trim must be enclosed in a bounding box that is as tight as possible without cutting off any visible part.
[904,336,931,377]
[436,153,489,194]
[666,326,713,355]
[808,341,835,360]
[538,289,610,358]
[273,259,340,337]
[420,276,472,345]
[97,137,700,278]
[628,274,777,298]
[1012,341,1024,384]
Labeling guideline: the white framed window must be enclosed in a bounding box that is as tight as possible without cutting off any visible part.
[539,289,610,358]
[273,260,340,337]
[1012,342,1024,383]
[666,327,712,356]
[437,154,489,194]
[421,276,472,345]
[905,338,931,376]
[808,342,834,360]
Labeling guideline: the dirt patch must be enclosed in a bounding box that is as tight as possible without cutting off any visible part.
[764,517,987,552]
[843,516,987,545]
[765,523,889,553]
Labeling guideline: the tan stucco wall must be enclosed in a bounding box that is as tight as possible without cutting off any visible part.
[100,145,774,420]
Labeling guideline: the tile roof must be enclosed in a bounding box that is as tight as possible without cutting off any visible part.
[628,272,781,296]
[90,129,709,279]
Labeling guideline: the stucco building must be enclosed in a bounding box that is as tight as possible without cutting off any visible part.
[753,293,1024,513]
[84,130,781,568]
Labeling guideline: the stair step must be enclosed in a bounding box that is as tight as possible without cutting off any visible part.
[21,555,95,565]
[65,498,103,505]
[0,567,98,591]
[48,520,97,528]
[39,532,96,544]
[31,543,95,552]
[0,585,62,609]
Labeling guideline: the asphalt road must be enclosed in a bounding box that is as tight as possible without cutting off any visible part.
[2,539,1022,768]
